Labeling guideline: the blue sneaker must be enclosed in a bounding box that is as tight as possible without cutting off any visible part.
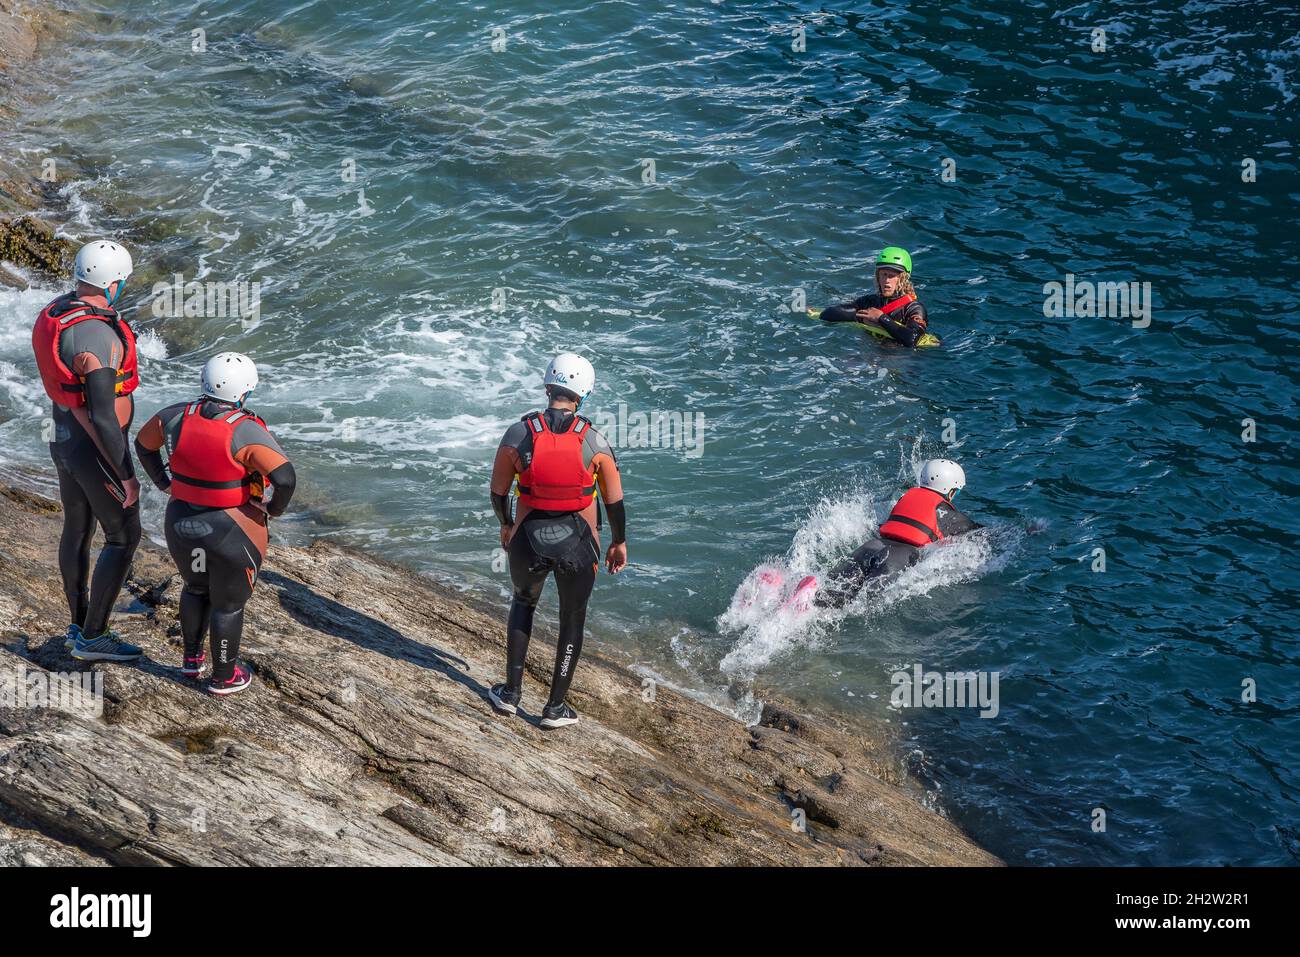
[63,624,84,650]
[72,630,143,662]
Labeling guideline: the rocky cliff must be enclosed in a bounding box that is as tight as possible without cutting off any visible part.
[0,483,999,866]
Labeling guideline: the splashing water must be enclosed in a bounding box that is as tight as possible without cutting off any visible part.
[717,488,1022,679]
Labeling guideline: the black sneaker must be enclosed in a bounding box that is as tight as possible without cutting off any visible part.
[488,683,520,715]
[540,702,578,729]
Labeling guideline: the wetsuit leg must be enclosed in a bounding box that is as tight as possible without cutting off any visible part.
[165,502,261,681]
[179,588,211,659]
[816,539,920,608]
[165,500,212,660]
[52,436,141,637]
[544,560,596,709]
[505,531,548,693]
[51,451,94,627]
[880,539,921,574]
[205,531,257,682]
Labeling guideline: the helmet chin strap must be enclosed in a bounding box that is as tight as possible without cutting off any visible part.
[105,281,125,307]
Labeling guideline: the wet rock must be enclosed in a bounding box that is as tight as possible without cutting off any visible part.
[0,484,998,866]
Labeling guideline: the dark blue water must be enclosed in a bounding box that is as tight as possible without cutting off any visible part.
[1,0,1297,864]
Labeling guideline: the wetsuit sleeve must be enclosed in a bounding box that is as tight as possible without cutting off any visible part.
[81,367,133,479]
[232,418,293,514]
[592,445,625,542]
[264,462,296,517]
[133,414,171,491]
[938,505,982,537]
[819,293,875,325]
[877,300,930,348]
[604,499,626,544]
[491,425,526,498]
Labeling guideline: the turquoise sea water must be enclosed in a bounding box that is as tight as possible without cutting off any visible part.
[2,0,1298,864]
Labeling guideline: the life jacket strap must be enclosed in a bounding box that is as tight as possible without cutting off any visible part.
[169,470,253,490]
[883,513,939,543]
[878,293,916,317]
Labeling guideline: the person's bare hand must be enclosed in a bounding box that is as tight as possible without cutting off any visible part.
[605,542,627,574]
[499,524,513,550]
[121,478,140,508]
[856,307,884,323]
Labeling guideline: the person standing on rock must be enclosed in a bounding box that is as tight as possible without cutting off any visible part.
[134,353,297,695]
[488,353,627,729]
[32,240,144,662]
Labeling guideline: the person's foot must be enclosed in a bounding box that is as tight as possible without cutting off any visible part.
[208,664,253,696]
[783,575,819,615]
[540,702,578,729]
[63,623,84,650]
[72,630,143,662]
[181,652,207,678]
[488,683,521,715]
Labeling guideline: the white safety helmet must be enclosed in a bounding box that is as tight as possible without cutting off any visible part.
[543,352,595,403]
[919,458,966,500]
[201,352,259,405]
[74,240,133,305]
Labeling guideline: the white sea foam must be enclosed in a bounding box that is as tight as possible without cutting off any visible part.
[717,486,1021,679]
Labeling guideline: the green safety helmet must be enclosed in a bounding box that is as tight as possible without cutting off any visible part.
[875,246,913,274]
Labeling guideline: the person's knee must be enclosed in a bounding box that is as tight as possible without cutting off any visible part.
[104,511,142,551]
[511,588,541,609]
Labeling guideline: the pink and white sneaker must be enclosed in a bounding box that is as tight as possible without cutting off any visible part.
[207,664,253,696]
[182,652,206,678]
[783,575,819,615]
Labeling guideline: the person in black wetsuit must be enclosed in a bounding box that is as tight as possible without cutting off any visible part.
[815,459,982,608]
[487,353,627,729]
[135,353,296,696]
[817,245,932,348]
[31,241,144,662]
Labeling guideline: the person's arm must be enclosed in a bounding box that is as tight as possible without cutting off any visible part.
[877,301,929,348]
[81,367,132,479]
[263,462,296,517]
[593,450,627,572]
[231,419,294,516]
[938,505,982,537]
[490,443,521,548]
[819,294,877,324]
[133,413,171,492]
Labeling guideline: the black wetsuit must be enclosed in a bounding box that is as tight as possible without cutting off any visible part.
[495,407,622,710]
[46,308,141,638]
[507,514,599,708]
[816,503,981,608]
[820,293,930,347]
[136,400,296,682]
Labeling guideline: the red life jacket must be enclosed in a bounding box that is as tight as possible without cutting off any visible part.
[879,486,946,547]
[516,412,597,512]
[168,402,267,508]
[32,293,139,407]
